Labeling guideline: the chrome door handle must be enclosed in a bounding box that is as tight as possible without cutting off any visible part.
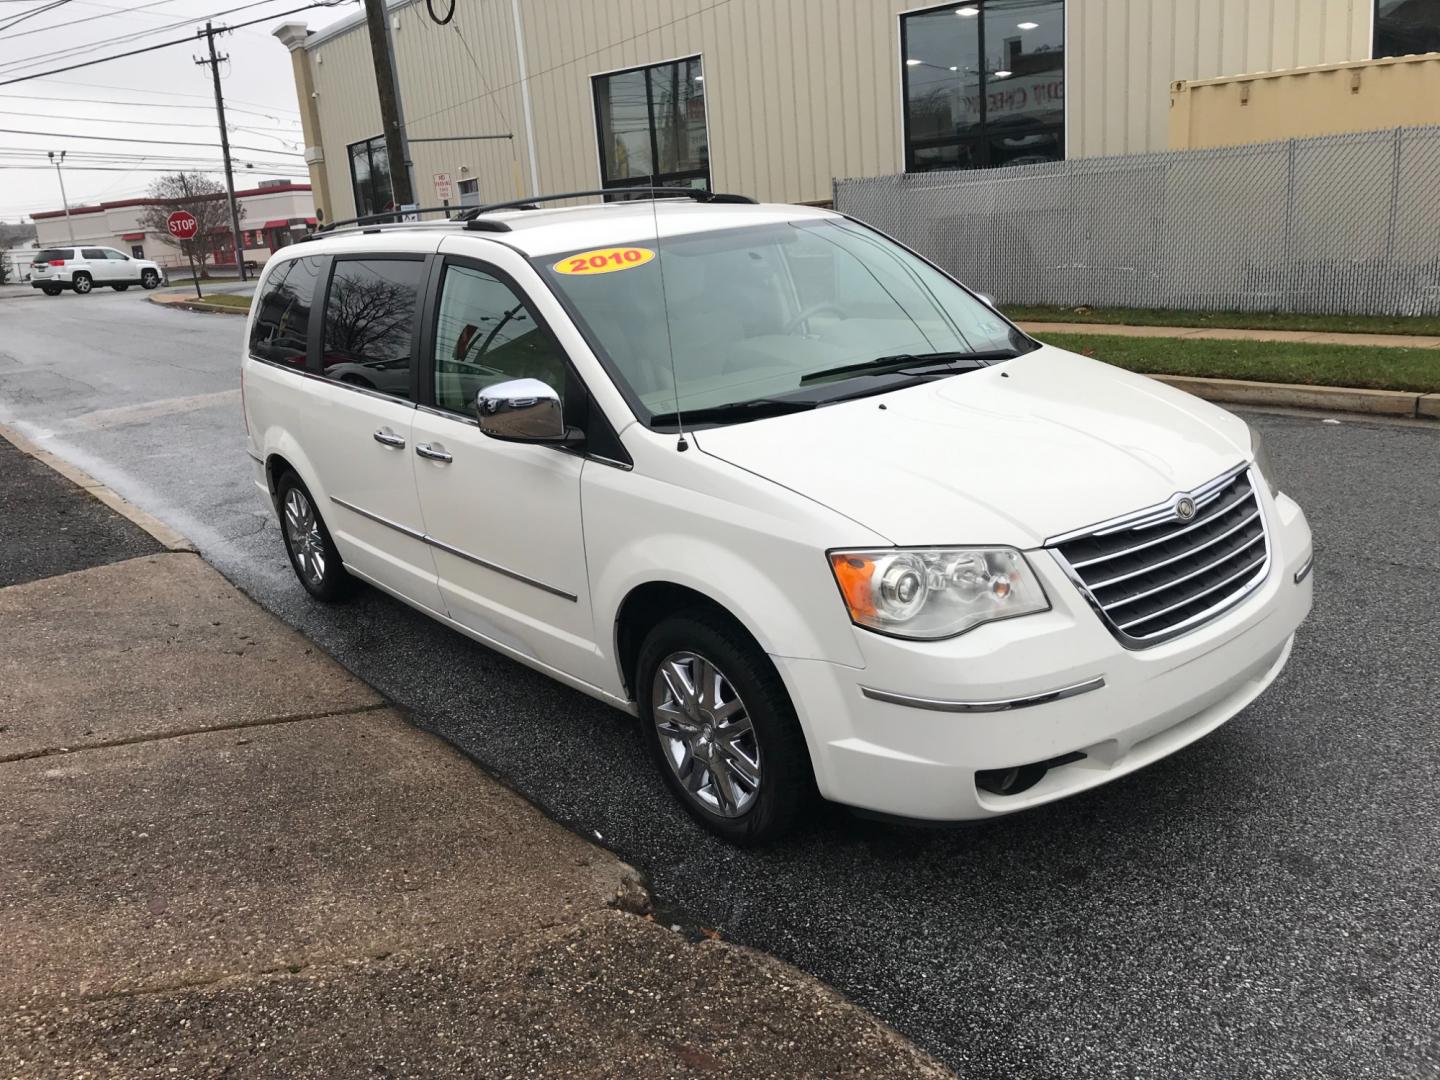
[415,443,453,463]
[373,429,406,448]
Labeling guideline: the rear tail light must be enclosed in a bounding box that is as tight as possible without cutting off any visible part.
[48,259,65,267]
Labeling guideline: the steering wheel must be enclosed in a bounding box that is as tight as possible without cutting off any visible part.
[782,302,848,335]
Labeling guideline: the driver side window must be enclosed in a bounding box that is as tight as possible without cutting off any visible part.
[432,263,568,415]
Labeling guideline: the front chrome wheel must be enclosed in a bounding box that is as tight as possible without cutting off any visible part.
[283,486,326,589]
[652,651,762,818]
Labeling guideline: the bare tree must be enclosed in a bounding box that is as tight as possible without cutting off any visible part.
[138,172,243,280]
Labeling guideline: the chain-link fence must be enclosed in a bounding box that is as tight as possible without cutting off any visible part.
[834,126,1440,316]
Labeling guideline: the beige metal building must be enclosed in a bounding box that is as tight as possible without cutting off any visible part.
[274,0,1432,224]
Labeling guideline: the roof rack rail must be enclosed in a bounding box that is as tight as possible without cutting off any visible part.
[460,187,756,227]
[309,204,466,233]
[298,188,756,242]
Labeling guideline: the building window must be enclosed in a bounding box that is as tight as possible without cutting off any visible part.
[900,1,1064,172]
[131,244,144,259]
[593,55,709,193]
[1374,0,1440,57]
[457,177,480,207]
[348,134,394,218]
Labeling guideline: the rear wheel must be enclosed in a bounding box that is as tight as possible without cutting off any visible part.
[111,284,130,292]
[637,611,814,844]
[141,270,159,289]
[276,472,355,602]
[72,273,92,295]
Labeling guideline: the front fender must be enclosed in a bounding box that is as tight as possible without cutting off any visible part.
[593,533,868,674]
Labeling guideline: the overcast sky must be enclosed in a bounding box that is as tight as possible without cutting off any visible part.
[0,0,359,223]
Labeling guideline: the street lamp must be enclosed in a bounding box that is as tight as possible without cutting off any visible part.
[47,151,75,244]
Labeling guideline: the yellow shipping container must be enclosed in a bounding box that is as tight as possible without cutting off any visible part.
[1169,52,1440,150]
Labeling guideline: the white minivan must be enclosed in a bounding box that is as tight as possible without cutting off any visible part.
[242,192,1313,843]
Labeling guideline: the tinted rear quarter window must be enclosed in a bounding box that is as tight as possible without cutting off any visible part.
[250,256,325,368]
[321,258,424,399]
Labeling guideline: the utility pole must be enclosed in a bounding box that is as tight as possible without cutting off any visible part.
[363,0,414,211]
[47,151,75,243]
[195,22,247,282]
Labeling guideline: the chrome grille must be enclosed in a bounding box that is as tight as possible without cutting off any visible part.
[1048,465,1269,647]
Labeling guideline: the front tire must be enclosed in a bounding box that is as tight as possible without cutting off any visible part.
[276,472,355,602]
[72,273,92,295]
[637,611,814,844]
[141,270,159,289]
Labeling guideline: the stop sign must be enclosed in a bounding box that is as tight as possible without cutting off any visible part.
[166,210,199,240]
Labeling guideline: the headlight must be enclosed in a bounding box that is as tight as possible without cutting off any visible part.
[828,547,1050,640]
[1250,429,1281,498]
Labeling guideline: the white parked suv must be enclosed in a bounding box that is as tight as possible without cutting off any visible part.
[31,246,165,295]
[241,191,1313,843]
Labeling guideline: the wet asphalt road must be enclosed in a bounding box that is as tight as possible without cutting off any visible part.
[2,288,1438,1080]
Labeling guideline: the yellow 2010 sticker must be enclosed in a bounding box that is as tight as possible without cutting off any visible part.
[553,246,656,275]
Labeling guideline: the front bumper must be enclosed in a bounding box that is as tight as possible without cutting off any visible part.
[774,491,1313,821]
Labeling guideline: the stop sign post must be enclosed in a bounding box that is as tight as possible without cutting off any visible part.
[166,210,202,298]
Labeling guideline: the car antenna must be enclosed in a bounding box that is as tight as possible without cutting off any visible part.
[649,193,687,451]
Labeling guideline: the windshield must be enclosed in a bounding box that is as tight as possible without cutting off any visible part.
[536,218,1032,426]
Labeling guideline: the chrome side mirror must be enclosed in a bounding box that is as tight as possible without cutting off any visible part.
[476,378,570,443]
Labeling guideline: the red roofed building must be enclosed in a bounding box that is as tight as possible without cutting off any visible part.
[29,181,316,272]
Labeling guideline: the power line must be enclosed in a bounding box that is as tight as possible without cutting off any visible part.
[37,77,302,114]
[0,0,290,77]
[1,146,303,163]
[0,91,303,123]
[0,1,352,88]
[0,108,277,130]
[0,0,334,75]
[0,0,73,34]
[0,163,308,172]
[0,125,304,155]
[0,0,171,40]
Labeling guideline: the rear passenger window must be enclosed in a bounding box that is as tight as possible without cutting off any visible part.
[432,264,568,414]
[250,256,324,368]
[322,258,425,399]
[81,248,106,260]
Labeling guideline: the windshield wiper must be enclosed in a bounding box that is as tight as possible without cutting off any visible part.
[799,349,1021,385]
[649,397,817,427]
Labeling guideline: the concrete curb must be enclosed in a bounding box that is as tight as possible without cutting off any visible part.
[0,423,195,552]
[147,294,247,316]
[1147,373,1439,419]
[1020,320,1440,350]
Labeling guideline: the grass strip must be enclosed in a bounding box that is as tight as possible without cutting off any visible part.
[188,294,252,311]
[1038,332,1440,394]
[1007,305,1440,338]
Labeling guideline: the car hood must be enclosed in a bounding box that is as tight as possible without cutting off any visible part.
[691,346,1252,548]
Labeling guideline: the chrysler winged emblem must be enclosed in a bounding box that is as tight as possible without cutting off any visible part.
[1174,495,1197,522]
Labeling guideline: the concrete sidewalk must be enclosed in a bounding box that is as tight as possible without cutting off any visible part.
[0,451,950,1077]
[1018,320,1440,350]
